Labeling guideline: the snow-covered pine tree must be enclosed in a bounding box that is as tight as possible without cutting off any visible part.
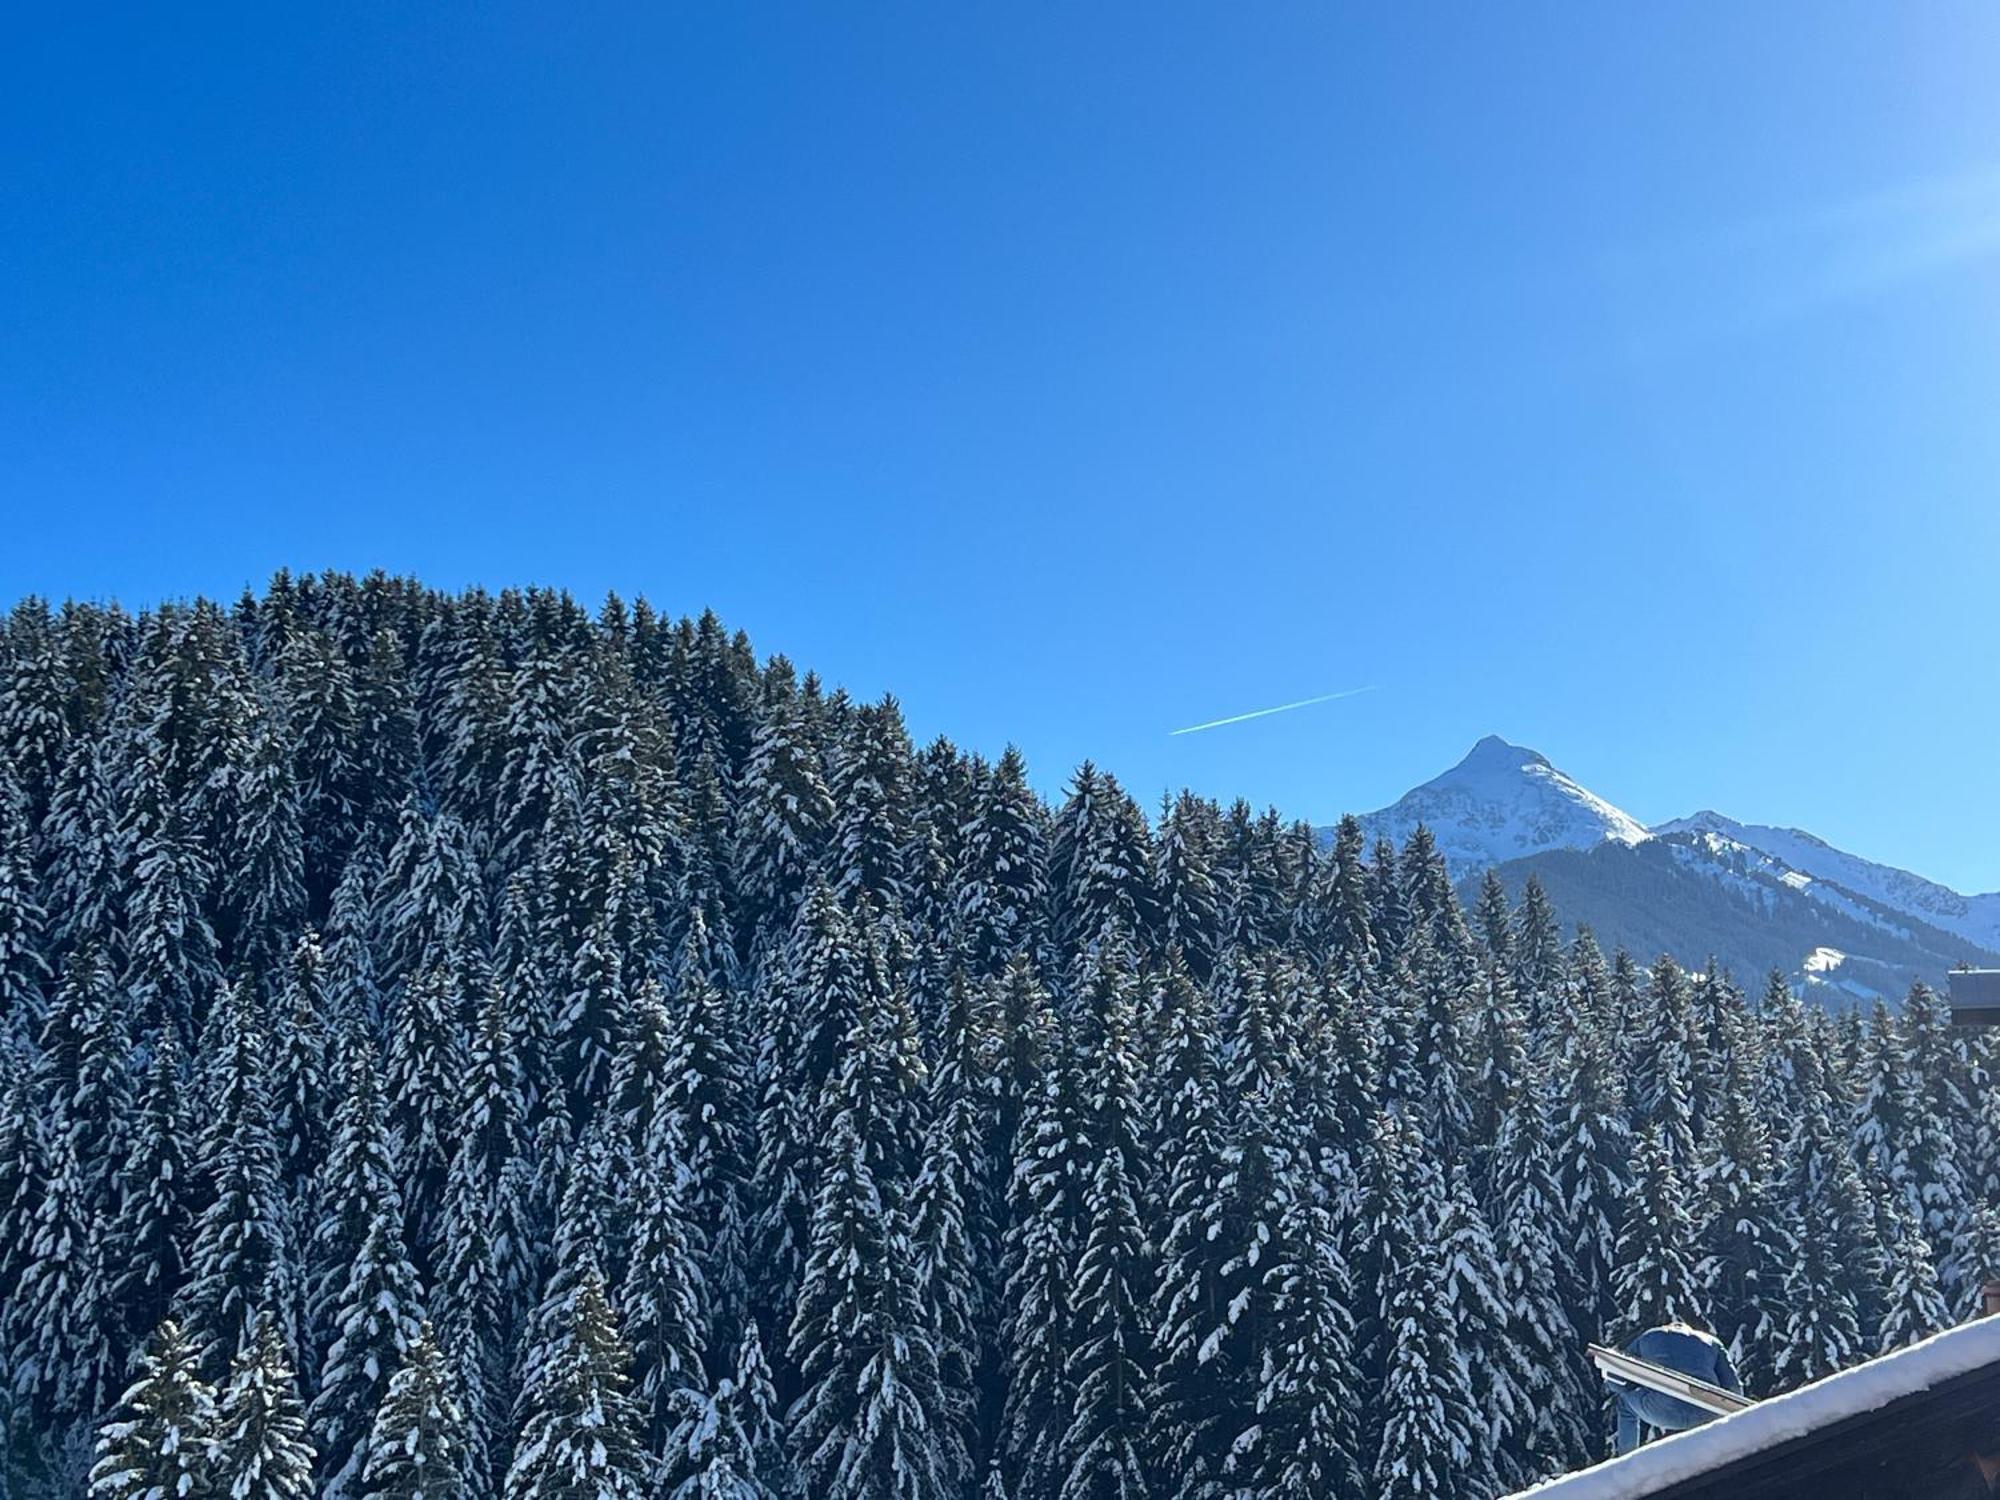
[1154,792,1222,982]
[1049,766,1158,958]
[731,696,833,940]
[1141,968,1234,1499]
[270,933,332,1187]
[1612,1125,1701,1341]
[374,802,484,1000]
[787,1086,948,1500]
[44,939,135,1235]
[1318,815,1376,978]
[276,626,365,907]
[430,1137,504,1500]
[310,1134,426,1500]
[461,962,529,1179]
[908,1091,982,1491]
[1876,1200,1950,1354]
[42,733,124,961]
[1488,1078,1592,1477]
[219,704,307,973]
[659,908,751,1355]
[361,1324,469,1500]
[1773,1079,1878,1390]
[120,783,223,1046]
[954,746,1047,978]
[621,1109,707,1449]
[1370,1114,1478,1500]
[384,960,467,1220]
[729,1318,794,1500]
[1246,1185,1362,1500]
[514,1122,625,1416]
[109,1029,195,1341]
[492,650,577,875]
[1509,874,1566,1050]
[213,1314,316,1500]
[185,979,290,1366]
[656,1377,764,1500]
[307,1032,399,1356]
[0,602,70,825]
[88,1319,216,1500]
[1695,1011,1789,1396]
[0,757,51,1029]
[826,696,914,914]
[14,1103,119,1419]
[322,838,386,1035]
[1546,977,1629,1347]
[1436,1163,1530,1498]
[504,1270,652,1500]
[1056,972,1150,1500]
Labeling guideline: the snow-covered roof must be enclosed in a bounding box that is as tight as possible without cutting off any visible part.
[1507,1316,2000,1500]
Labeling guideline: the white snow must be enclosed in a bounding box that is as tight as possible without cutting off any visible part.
[1654,810,2000,952]
[1355,736,1652,875]
[1506,1314,2000,1500]
[1801,947,1845,976]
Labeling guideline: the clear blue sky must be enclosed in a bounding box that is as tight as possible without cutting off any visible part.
[5,5,1999,891]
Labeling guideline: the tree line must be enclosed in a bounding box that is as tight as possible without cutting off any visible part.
[0,572,1990,1500]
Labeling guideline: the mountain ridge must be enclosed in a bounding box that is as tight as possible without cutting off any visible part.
[1339,736,2000,1003]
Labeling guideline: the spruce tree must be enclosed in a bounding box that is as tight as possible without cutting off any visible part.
[269,933,332,1187]
[1057,980,1151,1500]
[430,1137,504,1498]
[1775,1080,1879,1389]
[1877,1201,1950,1354]
[1436,1163,1528,1497]
[504,1271,652,1500]
[1248,1188,1362,1500]
[185,980,290,1365]
[15,1108,118,1418]
[1696,1013,1789,1395]
[361,1326,468,1500]
[787,1102,947,1500]
[621,1111,707,1449]
[89,1319,217,1500]
[999,1048,1082,1500]
[0,758,52,1028]
[731,697,833,938]
[213,1315,316,1500]
[1613,1125,1701,1340]
[954,747,1047,977]
[110,1030,196,1340]
[908,1094,981,1491]
[1547,987,1629,1347]
[311,1152,426,1500]
[1370,1119,1477,1500]
[1489,1081,1591,1477]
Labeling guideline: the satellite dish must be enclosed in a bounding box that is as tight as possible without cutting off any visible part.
[1591,1323,1746,1454]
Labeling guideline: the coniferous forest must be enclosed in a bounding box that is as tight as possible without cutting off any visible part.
[0,572,1993,1500]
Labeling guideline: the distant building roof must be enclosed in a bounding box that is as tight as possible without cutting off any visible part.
[1951,969,2000,1026]
[1506,1316,2000,1500]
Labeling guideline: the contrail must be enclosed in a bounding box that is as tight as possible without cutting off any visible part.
[1170,685,1378,737]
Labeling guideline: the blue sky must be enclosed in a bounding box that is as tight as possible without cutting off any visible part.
[5,4,1999,891]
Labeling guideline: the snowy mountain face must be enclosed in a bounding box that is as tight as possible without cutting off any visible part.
[1337,737,2000,1005]
[1353,734,1652,871]
[1654,810,2000,953]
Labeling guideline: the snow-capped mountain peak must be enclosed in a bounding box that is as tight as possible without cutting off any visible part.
[1355,735,1651,874]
